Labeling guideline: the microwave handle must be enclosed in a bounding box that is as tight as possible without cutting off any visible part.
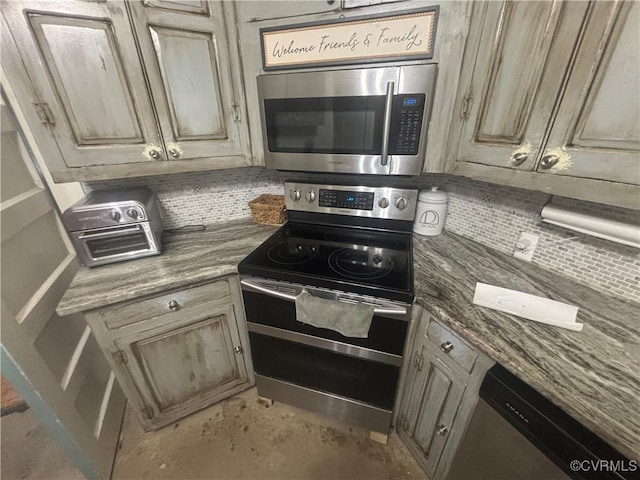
[380,81,395,167]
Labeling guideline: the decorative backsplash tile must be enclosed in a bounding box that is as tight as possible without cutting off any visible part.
[429,176,640,305]
[86,168,640,304]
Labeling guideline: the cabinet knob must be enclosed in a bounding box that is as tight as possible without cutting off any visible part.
[233,345,243,354]
[168,147,181,159]
[440,341,454,354]
[436,425,448,436]
[168,300,180,311]
[148,147,162,160]
[540,154,560,169]
[511,152,528,166]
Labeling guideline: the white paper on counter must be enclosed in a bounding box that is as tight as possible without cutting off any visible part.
[473,283,583,332]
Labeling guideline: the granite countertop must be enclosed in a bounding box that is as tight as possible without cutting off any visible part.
[57,219,639,460]
[412,232,640,461]
[56,218,277,316]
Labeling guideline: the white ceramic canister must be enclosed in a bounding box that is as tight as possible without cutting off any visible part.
[413,186,448,236]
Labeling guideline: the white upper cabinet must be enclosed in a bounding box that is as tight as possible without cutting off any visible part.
[539,1,639,184]
[2,1,161,167]
[455,1,582,171]
[450,0,640,209]
[1,0,250,182]
[127,1,248,163]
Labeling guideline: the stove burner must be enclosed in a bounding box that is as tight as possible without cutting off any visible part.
[328,249,393,280]
[267,241,318,265]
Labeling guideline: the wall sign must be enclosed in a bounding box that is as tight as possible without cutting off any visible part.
[260,7,439,71]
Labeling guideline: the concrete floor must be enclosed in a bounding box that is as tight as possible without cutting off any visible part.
[113,387,427,480]
[0,407,84,480]
[1,387,427,479]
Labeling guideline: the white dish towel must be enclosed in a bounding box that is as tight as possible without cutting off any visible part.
[295,289,374,338]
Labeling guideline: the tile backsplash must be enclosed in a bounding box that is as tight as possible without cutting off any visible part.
[86,167,640,304]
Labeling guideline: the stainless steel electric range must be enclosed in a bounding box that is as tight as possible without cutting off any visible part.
[238,181,418,433]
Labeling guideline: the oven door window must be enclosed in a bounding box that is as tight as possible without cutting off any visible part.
[85,229,150,258]
[242,291,407,356]
[249,332,399,410]
[264,96,385,154]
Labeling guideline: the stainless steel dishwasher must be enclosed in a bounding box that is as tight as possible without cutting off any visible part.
[448,364,636,480]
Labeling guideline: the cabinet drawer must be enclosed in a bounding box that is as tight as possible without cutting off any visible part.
[99,280,231,330]
[426,319,478,374]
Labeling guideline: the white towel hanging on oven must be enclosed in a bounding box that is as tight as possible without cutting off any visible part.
[295,289,374,338]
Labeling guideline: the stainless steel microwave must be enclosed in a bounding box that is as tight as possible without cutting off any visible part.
[257,64,437,175]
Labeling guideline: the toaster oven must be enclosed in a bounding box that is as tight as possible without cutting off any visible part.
[62,187,162,267]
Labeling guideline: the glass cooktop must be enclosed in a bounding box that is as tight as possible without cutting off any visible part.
[238,222,413,303]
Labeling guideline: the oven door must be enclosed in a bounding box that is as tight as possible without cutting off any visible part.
[240,276,411,432]
[258,64,436,176]
[70,223,160,267]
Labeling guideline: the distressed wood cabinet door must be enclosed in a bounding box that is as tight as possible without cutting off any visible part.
[1,1,162,168]
[126,0,250,166]
[412,354,465,476]
[538,1,640,184]
[113,301,250,430]
[455,1,589,171]
[398,342,465,478]
[397,311,494,480]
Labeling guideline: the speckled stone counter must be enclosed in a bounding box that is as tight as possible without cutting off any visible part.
[412,231,640,461]
[56,218,277,316]
[57,219,639,460]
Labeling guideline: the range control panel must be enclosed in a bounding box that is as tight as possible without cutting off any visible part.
[318,190,375,210]
[285,182,418,221]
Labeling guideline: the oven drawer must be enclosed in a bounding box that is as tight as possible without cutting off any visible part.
[426,318,478,374]
[98,280,231,330]
[249,332,400,411]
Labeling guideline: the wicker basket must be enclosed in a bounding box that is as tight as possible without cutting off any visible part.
[248,194,287,225]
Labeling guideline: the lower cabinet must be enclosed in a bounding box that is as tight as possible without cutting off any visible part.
[85,275,253,431]
[397,307,494,479]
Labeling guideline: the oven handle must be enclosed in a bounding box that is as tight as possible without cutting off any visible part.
[78,225,142,240]
[380,80,395,167]
[240,279,408,318]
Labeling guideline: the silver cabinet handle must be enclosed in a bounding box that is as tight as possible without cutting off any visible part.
[168,300,180,311]
[540,154,560,169]
[168,147,181,159]
[441,341,454,354]
[380,81,395,167]
[436,425,448,436]
[233,345,243,354]
[511,152,528,166]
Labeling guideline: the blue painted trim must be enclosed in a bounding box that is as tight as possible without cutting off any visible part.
[1,345,100,480]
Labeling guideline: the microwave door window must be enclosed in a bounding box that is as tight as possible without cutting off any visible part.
[264,96,385,154]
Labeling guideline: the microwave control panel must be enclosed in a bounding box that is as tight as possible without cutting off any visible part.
[389,94,426,156]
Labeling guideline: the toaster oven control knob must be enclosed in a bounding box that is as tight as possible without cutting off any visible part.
[127,208,139,219]
[290,190,301,201]
[395,197,408,210]
[378,197,389,209]
[108,210,121,222]
[305,191,316,203]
